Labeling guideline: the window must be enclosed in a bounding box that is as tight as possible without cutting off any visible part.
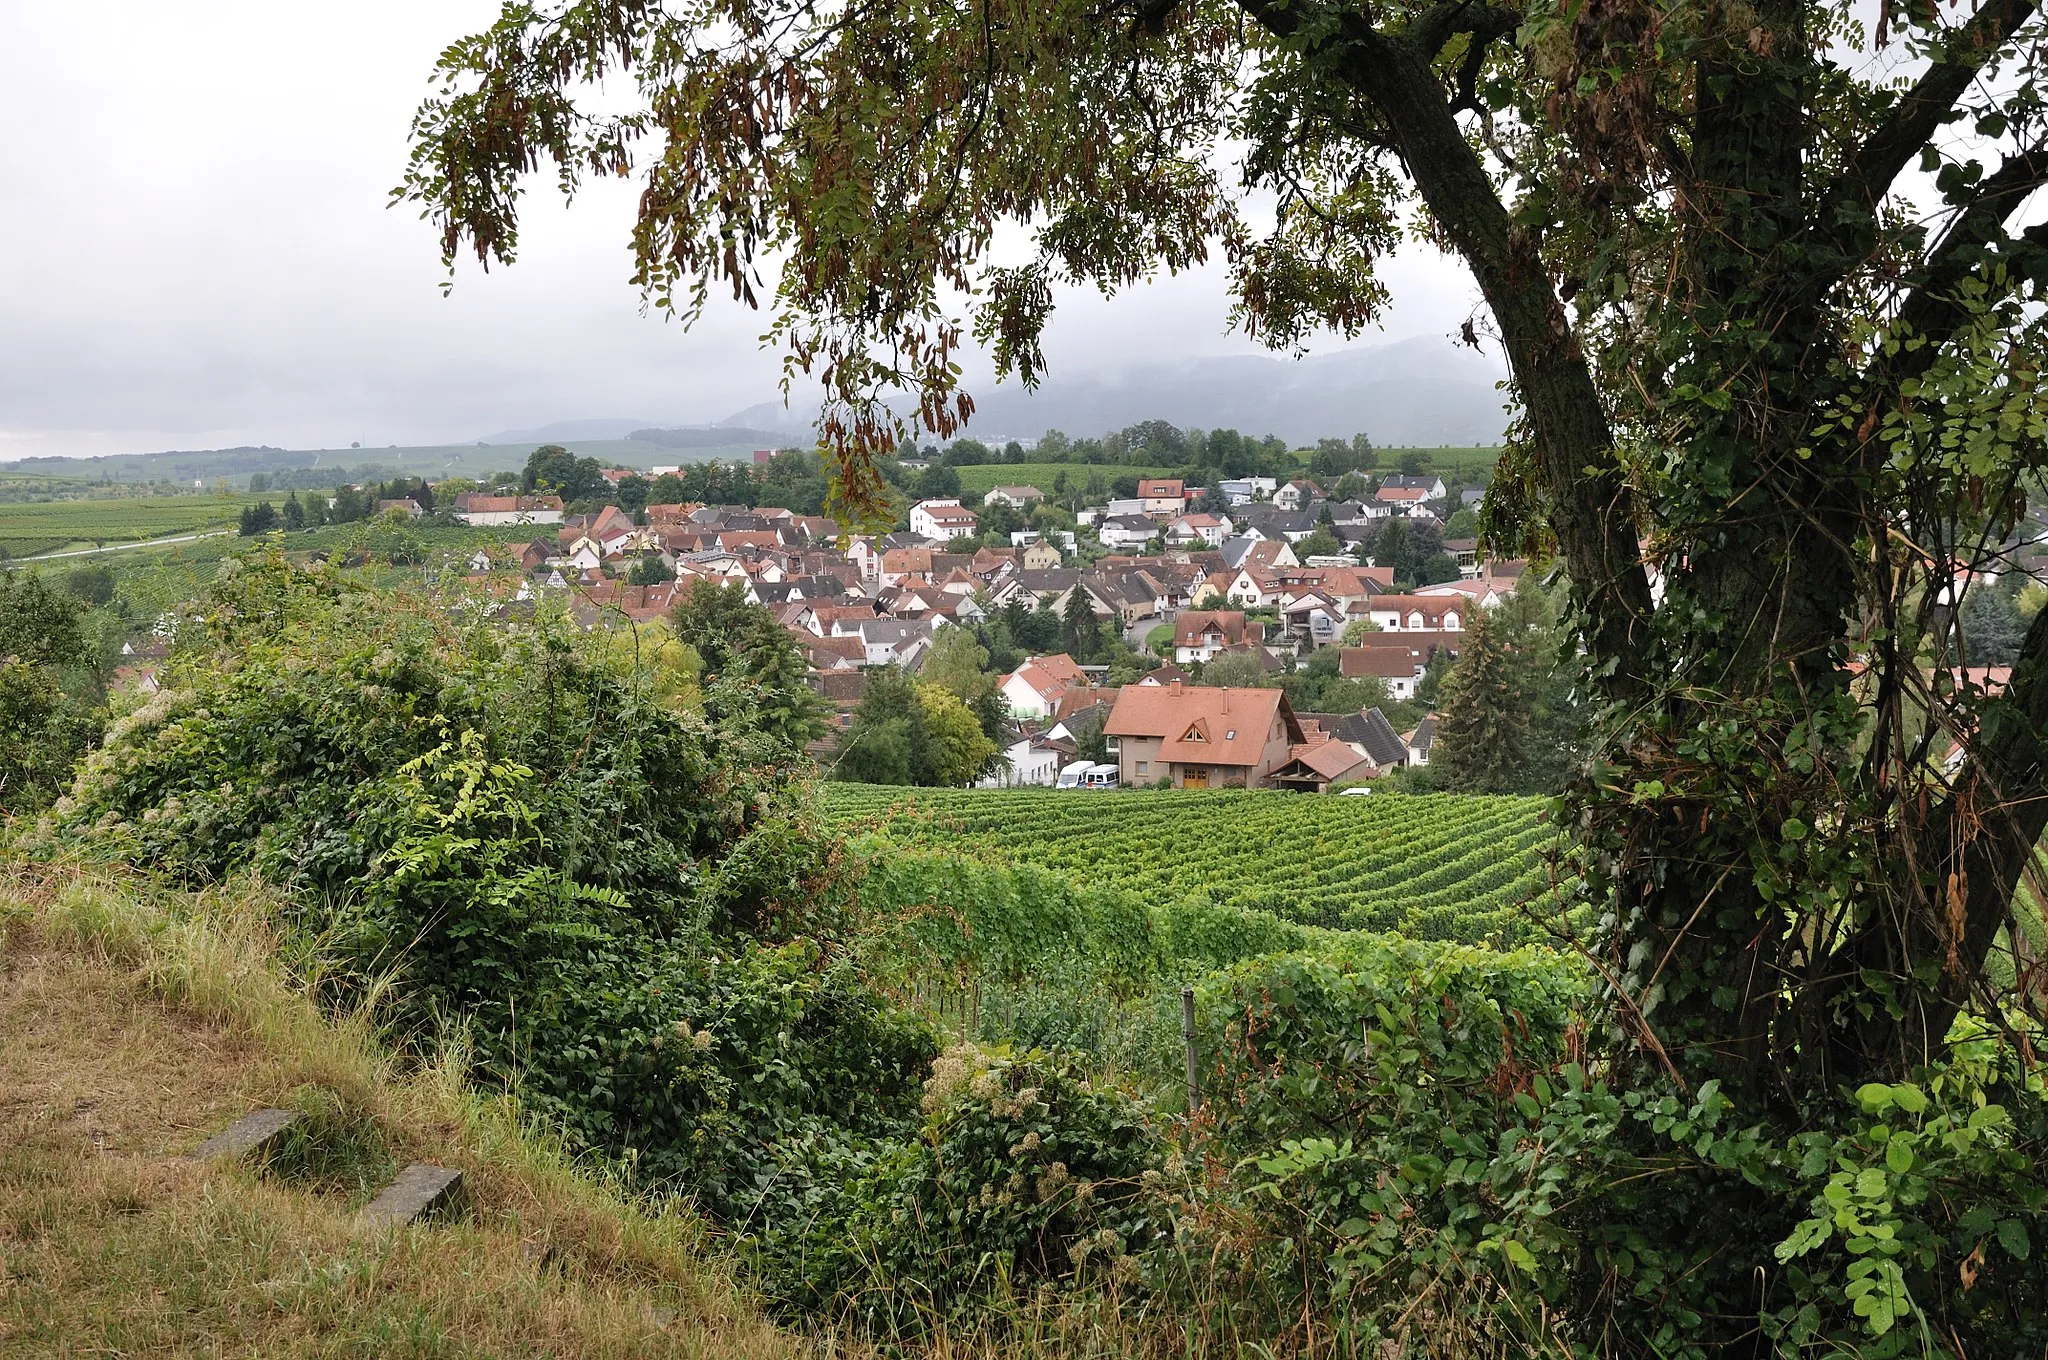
[1225,730,1236,741]
[1136,761,1149,773]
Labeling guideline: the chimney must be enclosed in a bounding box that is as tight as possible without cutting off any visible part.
[1169,678,1183,695]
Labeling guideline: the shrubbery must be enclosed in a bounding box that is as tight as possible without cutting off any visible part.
[25,549,2048,1355]
[0,569,105,813]
[35,550,927,1229]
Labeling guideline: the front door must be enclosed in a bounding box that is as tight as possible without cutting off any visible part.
[1181,767,1208,789]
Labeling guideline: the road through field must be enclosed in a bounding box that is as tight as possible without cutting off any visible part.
[19,529,234,561]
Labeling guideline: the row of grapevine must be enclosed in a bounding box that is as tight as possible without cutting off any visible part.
[830,787,1575,942]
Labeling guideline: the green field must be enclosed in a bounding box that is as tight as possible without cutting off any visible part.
[0,494,270,559]
[828,785,1569,941]
[947,448,1501,501]
[1381,445,1503,482]
[948,462,1181,498]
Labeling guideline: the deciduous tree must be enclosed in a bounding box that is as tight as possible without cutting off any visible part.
[406,0,2048,1341]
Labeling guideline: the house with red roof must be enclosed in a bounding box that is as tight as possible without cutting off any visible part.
[1364,594,1467,632]
[454,494,565,526]
[1000,653,1088,721]
[1105,679,1304,788]
[1340,644,1433,699]
[1135,478,1187,517]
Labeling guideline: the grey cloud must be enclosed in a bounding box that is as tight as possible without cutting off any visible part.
[0,1,1495,460]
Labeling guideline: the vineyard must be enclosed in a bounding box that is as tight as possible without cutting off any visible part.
[946,462,1180,498]
[828,786,1573,942]
[0,494,263,559]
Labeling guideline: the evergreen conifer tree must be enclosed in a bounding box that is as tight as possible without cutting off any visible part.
[1431,610,1532,792]
[1060,588,1101,662]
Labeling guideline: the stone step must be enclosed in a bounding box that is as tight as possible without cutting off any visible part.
[359,1163,464,1230]
[188,1108,298,1162]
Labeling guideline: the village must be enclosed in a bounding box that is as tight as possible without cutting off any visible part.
[433,463,1526,793]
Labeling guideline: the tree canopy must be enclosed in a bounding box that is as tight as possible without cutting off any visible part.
[405,0,2048,1345]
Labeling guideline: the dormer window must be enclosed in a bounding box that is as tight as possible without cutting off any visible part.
[1182,724,1207,742]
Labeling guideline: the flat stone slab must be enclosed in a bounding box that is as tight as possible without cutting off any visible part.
[359,1163,464,1229]
[189,1108,298,1162]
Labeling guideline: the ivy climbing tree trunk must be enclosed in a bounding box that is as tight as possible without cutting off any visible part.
[1228,0,2048,1105]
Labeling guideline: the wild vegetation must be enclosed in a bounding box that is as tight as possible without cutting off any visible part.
[388,0,2048,1349]
[0,544,2034,1355]
[1,867,800,1359]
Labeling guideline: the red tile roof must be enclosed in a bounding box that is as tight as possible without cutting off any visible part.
[1105,683,1299,769]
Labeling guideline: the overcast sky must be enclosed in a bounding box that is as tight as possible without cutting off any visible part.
[0,3,1487,460]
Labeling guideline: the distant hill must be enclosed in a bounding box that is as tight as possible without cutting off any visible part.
[472,418,665,443]
[7,446,303,485]
[718,337,1510,447]
[629,425,792,450]
[0,439,726,487]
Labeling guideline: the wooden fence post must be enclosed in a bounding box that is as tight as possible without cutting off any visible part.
[1180,986,1200,1113]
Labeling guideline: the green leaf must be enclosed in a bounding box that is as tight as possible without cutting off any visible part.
[1884,1138,1913,1175]
[1502,1239,1537,1271]
[1997,1219,2030,1261]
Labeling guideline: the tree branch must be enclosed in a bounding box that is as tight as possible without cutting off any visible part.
[1820,0,2041,227]
[1235,0,1656,696]
[1914,603,2048,1061]
[1406,0,1521,63]
[1891,145,2048,360]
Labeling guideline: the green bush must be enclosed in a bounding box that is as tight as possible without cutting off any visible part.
[40,549,932,1229]
[0,568,104,812]
[1185,946,2048,1357]
[749,1045,1172,1332]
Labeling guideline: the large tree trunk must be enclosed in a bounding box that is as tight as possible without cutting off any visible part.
[1236,0,2048,1098]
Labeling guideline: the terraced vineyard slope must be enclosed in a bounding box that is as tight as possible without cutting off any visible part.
[830,787,1573,941]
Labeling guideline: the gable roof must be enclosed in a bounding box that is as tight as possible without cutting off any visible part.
[1276,739,1376,782]
[1319,707,1408,767]
[1105,683,1301,768]
[459,494,564,514]
[1340,645,1428,679]
[1174,609,1259,647]
[590,504,637,539]
[1005,653,1087,702]
[1369,594,1466,627]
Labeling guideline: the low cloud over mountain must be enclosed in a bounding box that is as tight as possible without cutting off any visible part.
[718,337,1510,447]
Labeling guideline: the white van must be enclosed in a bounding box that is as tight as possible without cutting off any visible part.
[1055,762,1094,789]
[1081,765,1121,790]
